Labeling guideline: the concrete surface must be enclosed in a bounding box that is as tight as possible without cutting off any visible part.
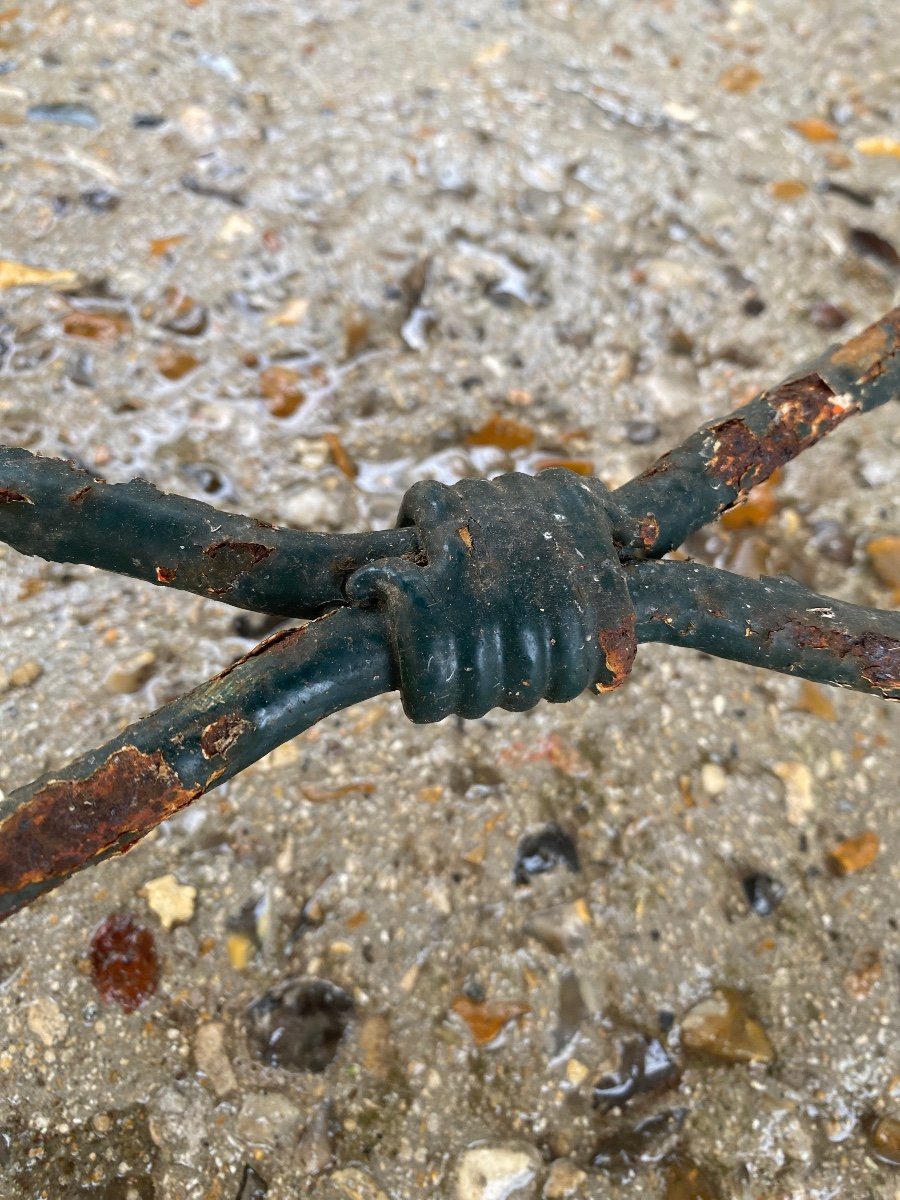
[0,1,899,1197]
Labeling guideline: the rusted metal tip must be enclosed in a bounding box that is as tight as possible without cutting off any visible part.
[708,372,855,499]
[596,612,638,692]
[778,619,900,700]
[815,305,900,405]
[0,746,200,921]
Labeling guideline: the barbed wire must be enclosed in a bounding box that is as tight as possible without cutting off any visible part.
[0,306,898,921]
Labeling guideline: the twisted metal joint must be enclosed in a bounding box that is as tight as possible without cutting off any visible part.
[346,469,637,723]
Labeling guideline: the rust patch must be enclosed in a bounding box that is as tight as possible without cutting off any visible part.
[155,565,177,583]
[67,484,93,504]
[829,322,889,371]
[707,373,855,495]
[597,611,637,692]
[199,539,275,596]
[638,514,660,549]
[861,358,886,386]
[816,307,900,395]
[200,713,253,760]
[0,746,199,902]
[780,620,900,696]
[637,452,673,481]
[204,539,273,564]
[214,623,307,681]
[0,488,32,504]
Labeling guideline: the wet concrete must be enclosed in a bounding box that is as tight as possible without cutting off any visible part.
[0,1,899,1197]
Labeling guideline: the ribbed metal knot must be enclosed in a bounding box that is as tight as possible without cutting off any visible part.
[346,469,637,723]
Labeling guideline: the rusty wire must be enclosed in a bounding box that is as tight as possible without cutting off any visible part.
[0,306,898,922]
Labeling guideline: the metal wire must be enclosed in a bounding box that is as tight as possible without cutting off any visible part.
[1,306,898,921]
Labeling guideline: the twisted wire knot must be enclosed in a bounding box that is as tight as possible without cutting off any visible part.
[346,469,637,723]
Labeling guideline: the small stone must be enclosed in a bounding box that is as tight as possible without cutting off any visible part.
[808,301,848,331]
[827,831,879,876]
[133,113,166,128]
[401,304,435,351]
[525,899,591,955]
[456,1144,542,1200]
[141,873,196,930]
[160,289,209,337]
[217,212,256,243]
[794,681,837,721]
[62,309,131,344]
[700,762,726,797]
[156,346,200,381]
[245,978,354,1073]
[149,1086,209,1165]
[868,1115,900,1167]
[565,1059,590,1087]
[66,350,95,388]
[680,988,775,1065]
[80,188,120,213]
[90,912,160,1013]
[773,761,813,825]
[9,660,42,688]
[466,414,535,452]
[26,996,67,1047]
[856,136,900,159]
[451,996,530,1047]
[357,1012,393,1079]
[514,822,580,884]
[267,297,310,327]
[105,649,157,694]
[236,1092,302,1147]
[542,1159,587,1199]
[282,487,342,530]
[662,101,700,124]
[297,1099,334,1176]
[193,1022,237,1097]
[343,308,373,359]
[0,260,78,291]
[592,1036,680,1108]
[320,1167,390,1200]
[176,104,219,147]
[718,63,762,93]
[768,179,808,202]
[848,227,900,271]
[227,933,254,971]
[867,536,900,590]
[741,871,785,917]
[259,365,305,418]
[556,969,587,1052]
[28,101,99,128]
[790,117,840,143]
